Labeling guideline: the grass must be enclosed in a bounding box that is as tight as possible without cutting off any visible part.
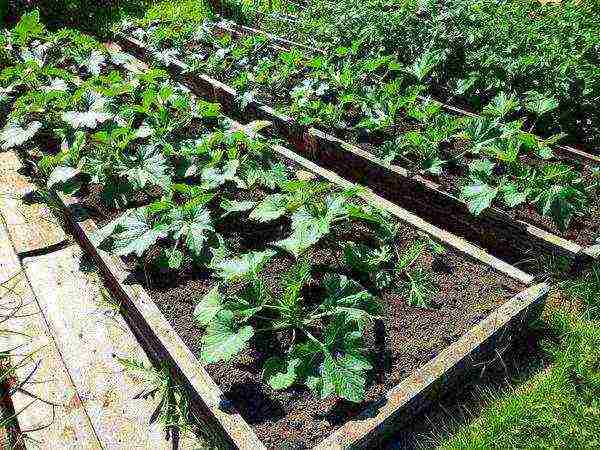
[434,266,600,449]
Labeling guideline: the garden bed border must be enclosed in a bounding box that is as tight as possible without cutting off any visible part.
[54,129,548,449]
[115,35,600,268]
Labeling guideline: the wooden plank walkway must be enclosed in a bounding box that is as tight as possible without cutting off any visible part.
[22,246,171,449]
[1,221,100,449]
[0,151,66,254]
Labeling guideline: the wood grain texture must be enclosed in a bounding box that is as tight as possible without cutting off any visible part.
[0,151,67,254]
[22,245,172,449]
[0,222,100,450]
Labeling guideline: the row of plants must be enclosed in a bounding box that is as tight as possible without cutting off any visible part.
[0,12,478,405]
[257,0,600,153]
[117,17,600,243]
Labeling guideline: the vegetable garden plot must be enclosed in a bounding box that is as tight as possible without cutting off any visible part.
[254,0,600,154]
[114,21,600,269]
[2,14,547,450]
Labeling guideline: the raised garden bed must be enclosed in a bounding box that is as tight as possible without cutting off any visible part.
[115,32,600,271]
[57,136,548,449]
[0,16,549,449]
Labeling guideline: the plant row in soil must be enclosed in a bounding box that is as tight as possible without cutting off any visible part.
[250,0,600,154]
[116,18,600,249]
[2,13,525,449]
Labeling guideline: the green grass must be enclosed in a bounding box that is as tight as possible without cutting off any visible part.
[136,0,213,26]
[437,267,600,449]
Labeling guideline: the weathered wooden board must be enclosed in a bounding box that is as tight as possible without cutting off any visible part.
[0,222,100,449]
[22,245,173,449]
[0,151,67,255]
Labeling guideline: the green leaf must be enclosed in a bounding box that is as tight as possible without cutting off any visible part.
[402,269,437,308]
[461,182,498,215]
[501,183,527,208]
[212,250,276,283]
[220,198,257,218]
[275,208,329,257]
[249,194,288,222]
[47,166,79,189]
[0,121,41,150]
[168,248,184,270]
[468,158,495,180]
[524,91,559,117]
[185,208,214,256]
[536,185,583,231]
[323,274,381,322]
[112,208,167,257]
[397,240,426,272]
[13,10,44,45]
[62,92,111,129]
[200,310,254,364]
[262,356,301,390]
[201,160,245,190]
[194,286,223,326]
[123,145,171,191]
[322,352,369,403]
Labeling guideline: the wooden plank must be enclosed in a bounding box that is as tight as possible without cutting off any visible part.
[22,245,172,449]
[0,151,67,254]
[313,283,549,449]
[0,222,100,449]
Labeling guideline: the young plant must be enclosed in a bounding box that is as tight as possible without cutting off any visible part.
[194,256,381,402]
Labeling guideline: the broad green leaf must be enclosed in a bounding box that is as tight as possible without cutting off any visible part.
[212,249,275,283]
[275,207,330,257]
[524,91,559,117]
[13,11,44,45]
[0,121,41,150]
[112,208,167,257]
[323,274,381,322]
[194,286,223,326]
[249,194,288,222]
[47,166,79,189]
[62,92,111,129]
[200,310,254,363]
[501,183,527,208]
[322,353,369,403]
[468,159,495,180]
[461,182,498,215]
[186,208,214,256]
[262,356,301,390]
[201,160,245,190]
[168,248,184,270]
[123,145,171,191]
[220,198,257,218]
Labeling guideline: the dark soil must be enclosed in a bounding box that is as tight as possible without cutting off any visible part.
[141,210,522,449]
[88,153,524,449]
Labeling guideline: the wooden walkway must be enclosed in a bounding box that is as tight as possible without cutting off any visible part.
[0,151,175,449]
